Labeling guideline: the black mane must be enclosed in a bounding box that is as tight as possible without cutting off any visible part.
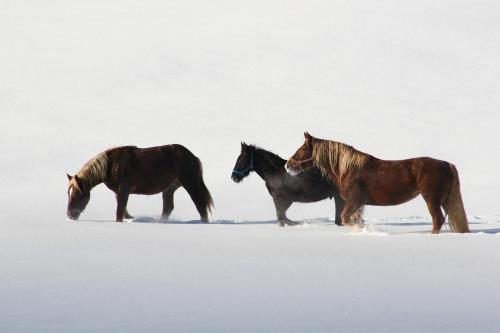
[250,145,287,173]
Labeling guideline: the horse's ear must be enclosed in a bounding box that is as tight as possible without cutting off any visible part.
[304,132,312,140]
[67,173,73,181]
[241,142,247,149]
[73,175,84,191]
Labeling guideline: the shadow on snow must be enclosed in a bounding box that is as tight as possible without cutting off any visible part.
[71,217,500,234]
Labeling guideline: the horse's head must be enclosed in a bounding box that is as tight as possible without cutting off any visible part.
[286,132,315,175]
[66,173,90,220]
[231,142,255,183]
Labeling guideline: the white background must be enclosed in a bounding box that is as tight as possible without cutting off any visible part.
[2,0,499,222]
[1,1,499,332]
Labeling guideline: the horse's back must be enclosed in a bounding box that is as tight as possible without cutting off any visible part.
[130,144,199,166]
[368,156,450,178]
[105,144,200,195]
[360,157,452,205]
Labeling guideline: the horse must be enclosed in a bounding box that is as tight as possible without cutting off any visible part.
[286,132,469,233]
[231,142,363,226]
[66,145,214,222]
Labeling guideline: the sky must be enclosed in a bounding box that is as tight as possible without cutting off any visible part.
[1,0,499,222]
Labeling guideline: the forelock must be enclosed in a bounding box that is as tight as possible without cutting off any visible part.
[68,179,81,194]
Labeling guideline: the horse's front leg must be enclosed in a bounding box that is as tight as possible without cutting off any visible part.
[115,192,130,222]
[124,210,134,219]
[422,194,445,234]
[341,200,363,227]
[333,195,345,226]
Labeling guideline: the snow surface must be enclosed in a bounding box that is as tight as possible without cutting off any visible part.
[1,0,500,332]
[2,216,500,333]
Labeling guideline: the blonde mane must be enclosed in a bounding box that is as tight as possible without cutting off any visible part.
[312,140,369,184]
[70,152,109,191]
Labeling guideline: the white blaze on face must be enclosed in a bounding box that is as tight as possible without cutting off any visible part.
[68,178,82,196]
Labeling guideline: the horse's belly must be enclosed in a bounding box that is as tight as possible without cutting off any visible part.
[131,187,165,195]
[367,188,420,206]
[129,175,178,195]
[278,183,333,203]
[361,160,420,206]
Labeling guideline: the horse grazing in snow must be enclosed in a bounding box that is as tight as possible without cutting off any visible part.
[231,142,363,226]
[286,132,469,233]
[67,145,213,222]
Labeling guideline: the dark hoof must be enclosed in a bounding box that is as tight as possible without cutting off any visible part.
[280,220,300,226]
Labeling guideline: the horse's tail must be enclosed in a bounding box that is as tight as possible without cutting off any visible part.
[196,158,214,214]
[444,164,469,233]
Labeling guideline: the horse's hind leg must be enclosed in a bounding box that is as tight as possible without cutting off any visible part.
[273,197,295,226]
[162,184,180,221]
[423,195,445,234]
[183,183,209,223]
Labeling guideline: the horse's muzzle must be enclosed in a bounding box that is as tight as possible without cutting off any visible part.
[231,172,243,183]
[67,210,82,220]
[285,161,301,176]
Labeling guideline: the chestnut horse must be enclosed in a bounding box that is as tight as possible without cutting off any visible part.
[286,133,469,233]
[67,145,214,222]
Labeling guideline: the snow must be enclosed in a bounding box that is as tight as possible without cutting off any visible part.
[1,0,500,332]
[2,217,500,332]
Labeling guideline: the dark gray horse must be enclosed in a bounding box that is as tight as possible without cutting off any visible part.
[231,143,362,226]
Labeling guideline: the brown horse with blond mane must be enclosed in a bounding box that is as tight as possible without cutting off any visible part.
[286,132,469,233]
[67,145,214,222]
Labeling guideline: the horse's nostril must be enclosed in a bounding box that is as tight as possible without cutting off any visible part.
[67,210,81,220]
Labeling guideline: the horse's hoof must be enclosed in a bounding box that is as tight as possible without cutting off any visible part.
[285,220,300,226]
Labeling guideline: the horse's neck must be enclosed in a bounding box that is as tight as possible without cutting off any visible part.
[254,151,286,182]
[77,154,108,191]
[76,172,103,192]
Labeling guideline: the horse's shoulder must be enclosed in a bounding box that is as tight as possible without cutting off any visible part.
[106,146,138,177]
